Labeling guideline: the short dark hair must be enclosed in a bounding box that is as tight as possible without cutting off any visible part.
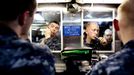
[0,0,36,21]
[49,21,60,26]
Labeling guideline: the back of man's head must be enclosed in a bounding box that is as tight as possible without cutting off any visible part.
[115,0,134,44]
[118,0,134,25]
[0,0,36,21]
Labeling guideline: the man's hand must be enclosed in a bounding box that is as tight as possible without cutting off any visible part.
[44,27,51,39]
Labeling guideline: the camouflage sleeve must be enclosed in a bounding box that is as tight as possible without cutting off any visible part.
[10,43,55,75]
[86,62,107,75]
[33,44,55,75]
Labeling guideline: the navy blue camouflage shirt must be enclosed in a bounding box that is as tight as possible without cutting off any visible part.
[87,40,134,75]
[0,26,55,75]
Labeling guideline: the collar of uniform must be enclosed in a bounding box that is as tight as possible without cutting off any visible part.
[122,40,134,49]
[0,24,18,37]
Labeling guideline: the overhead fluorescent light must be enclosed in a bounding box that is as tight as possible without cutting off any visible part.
[37,0,71,3]
[34,13,44,20]
[33,13,45,24]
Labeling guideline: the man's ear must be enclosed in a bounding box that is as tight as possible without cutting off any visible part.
[18,11,29,26]
[113,19,119,31]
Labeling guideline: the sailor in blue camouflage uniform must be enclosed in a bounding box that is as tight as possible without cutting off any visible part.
[0,25,55,75]
[87,40,134,75]
[86,0,134,75]
[0,0,55,75]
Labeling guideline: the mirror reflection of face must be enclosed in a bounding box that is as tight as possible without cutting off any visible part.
[104,34,112,42]
[48,23,60,36]
[86,23,99,40]
[104,29,112,42]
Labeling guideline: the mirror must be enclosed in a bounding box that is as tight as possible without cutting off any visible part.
[31,10,61,51]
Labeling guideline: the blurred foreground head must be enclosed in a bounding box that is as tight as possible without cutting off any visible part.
[114,0,134,44]
[0,0,36,37]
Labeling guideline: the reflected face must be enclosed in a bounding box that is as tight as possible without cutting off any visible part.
[104,34,112,42]
[85,23,99,40]
[48,22,60,36]
[104,29,112,42]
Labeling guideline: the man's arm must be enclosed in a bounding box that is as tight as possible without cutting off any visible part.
[10,43,55,75]
[86,62,107,75]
